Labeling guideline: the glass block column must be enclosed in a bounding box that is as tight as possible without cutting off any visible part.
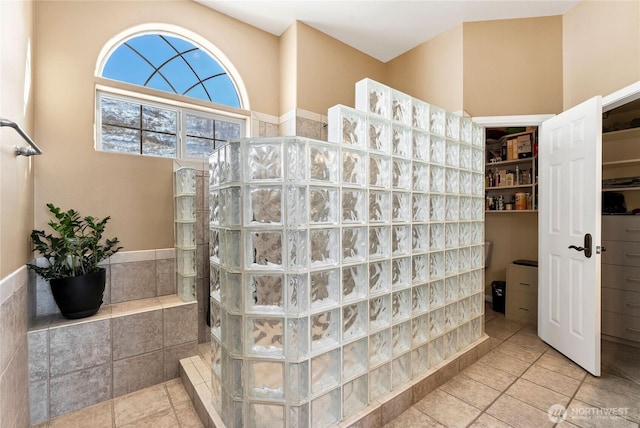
[174,167,197,301]
[209,79,486,428]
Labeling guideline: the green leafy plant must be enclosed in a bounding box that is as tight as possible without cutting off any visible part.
[27,203,122,280]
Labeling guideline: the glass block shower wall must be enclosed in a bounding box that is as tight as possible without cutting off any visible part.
[175,167,198,301]
[209,78,486,428]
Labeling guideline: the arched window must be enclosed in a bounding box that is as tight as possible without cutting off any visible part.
[95,28,248,160]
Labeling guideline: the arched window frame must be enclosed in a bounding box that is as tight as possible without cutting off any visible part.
[94,24,250,160]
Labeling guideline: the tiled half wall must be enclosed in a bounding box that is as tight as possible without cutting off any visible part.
[27,249,198,425]
[0,266,30,428]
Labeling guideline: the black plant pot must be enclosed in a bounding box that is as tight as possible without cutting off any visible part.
[49,269,106,319]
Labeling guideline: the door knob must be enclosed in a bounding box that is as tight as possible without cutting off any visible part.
[568,234,592,258]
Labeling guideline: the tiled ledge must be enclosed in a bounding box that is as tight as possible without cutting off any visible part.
[180,334,492,428]
[29,294,199,424]
[29,294,189,331]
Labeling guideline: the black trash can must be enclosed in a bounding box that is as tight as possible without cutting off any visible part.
[491,281,506,313]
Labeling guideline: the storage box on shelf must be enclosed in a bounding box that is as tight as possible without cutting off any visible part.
[485,129,538,213]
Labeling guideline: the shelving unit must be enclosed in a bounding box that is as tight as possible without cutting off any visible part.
[485,129,538,212]
[601,101,640,346]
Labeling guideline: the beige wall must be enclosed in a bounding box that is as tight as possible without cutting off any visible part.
[563,0,640,109]
[459,16,562,294]
[295,22,386,115]
[463,16,564,117]
[279,23,297,114]
[0,0,35,277]
[387,25,464,113]
[484,214,539,295]
[33,1,279,251]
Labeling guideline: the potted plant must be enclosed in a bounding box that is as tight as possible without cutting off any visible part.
[28,203,122,319]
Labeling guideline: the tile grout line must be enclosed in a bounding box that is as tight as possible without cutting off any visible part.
[410,319,527,428]
[568,369,640,426]
[164,383,184,428]
[464,322,531,428]
[110,313,115,428]
[553,370,588,428]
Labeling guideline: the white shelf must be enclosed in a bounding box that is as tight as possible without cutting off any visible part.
[603,186,640,192]
[603,127,640,140]
[486,157,535,168]
[603,158,640,167]
[486,210,537,213]
[486,184,535,191]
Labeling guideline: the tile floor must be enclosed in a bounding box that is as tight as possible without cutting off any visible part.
[32,304,640,428]
[383,305,640,428]
[31,379,204,428]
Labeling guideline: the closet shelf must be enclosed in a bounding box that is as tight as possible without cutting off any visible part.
[486,210,537,213]
[603,158,640,167]
[603,186,640,192]
[486,157,536,168]
[603,127,640,140]
[486,184,535,191]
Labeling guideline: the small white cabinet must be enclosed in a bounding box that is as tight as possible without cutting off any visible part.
[506,264,538,324]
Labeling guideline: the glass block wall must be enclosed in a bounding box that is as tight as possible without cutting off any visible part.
[209,79,486,428]
[174,167,198,301]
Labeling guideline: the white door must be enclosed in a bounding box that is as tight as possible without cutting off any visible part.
[538,96,602,376]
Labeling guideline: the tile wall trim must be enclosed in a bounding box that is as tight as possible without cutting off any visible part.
[278,109,296,124]
[33,248,177,267]
[173,159,208,171]
[155,248,176,260]
[108,249,158,264]
[278,108,329,125]
[0,264,28,305]
[295,108,323,122]
[251,111,279,138]
[251,111,278,124]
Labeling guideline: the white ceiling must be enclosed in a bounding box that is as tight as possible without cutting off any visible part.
[196,0,579,62]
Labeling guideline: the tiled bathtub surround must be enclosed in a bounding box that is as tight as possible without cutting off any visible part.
[0,266,30,428]
[209,79,486,427]
[28,294,198,424]
[30,249,177,319]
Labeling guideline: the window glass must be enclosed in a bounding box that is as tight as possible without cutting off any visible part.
[98,93,244,160]
[102,34,241,108]
[97,32,246,160]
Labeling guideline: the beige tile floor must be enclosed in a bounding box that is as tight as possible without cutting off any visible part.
[32,379,204,428]
[383,305,640,428]
[33,304,640,428]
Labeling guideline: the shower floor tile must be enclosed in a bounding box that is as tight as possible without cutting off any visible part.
[33,379,202,428]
